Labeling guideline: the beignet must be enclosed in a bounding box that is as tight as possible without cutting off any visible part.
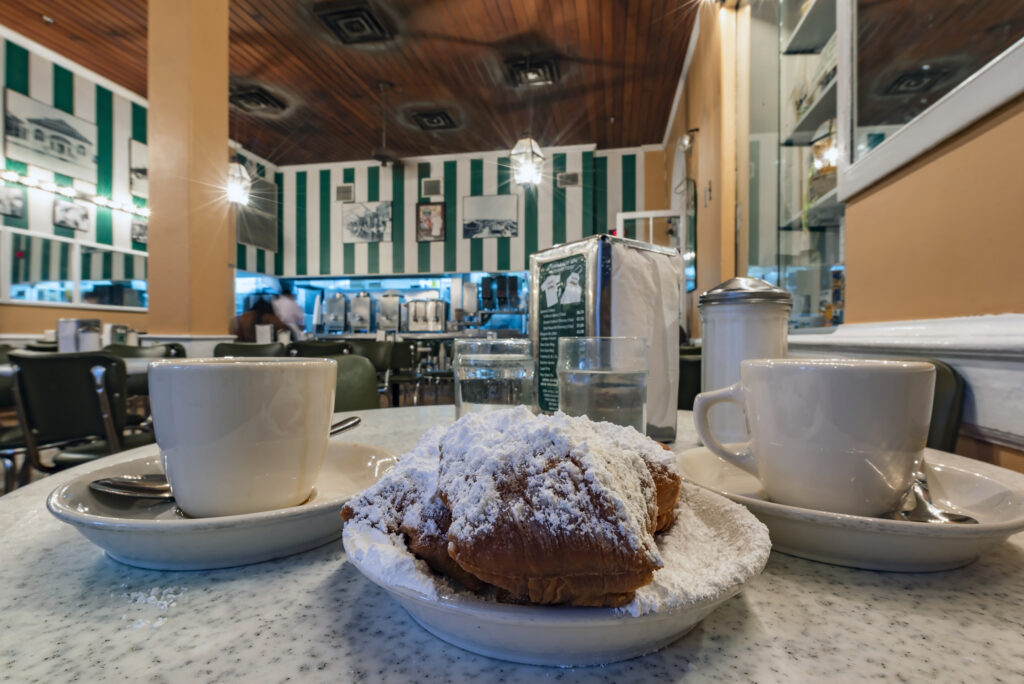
[436,408,670,607]
[340,427,485,590]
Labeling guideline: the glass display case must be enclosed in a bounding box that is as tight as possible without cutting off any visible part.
[777,0,845,328]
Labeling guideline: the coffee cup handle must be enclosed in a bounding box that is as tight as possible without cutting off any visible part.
[693,382,758,477]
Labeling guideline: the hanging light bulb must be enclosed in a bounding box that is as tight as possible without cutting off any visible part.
[226,160,252,205]
[511,136,544,187]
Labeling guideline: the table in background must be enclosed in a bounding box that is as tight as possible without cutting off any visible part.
[1,407,1022,682]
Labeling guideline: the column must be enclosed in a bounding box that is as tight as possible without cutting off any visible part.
[146,0,234,335]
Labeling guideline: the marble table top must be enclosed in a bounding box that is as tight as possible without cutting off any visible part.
[1,407,1022,682]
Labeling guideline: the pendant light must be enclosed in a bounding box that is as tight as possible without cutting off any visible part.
[511,136,544,187]
[226,158,252,205]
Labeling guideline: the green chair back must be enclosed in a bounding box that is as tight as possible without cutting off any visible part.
[347,340,394,373]
[389,341,417,371]
[287,340,352,357]
[25,341,58,352]
[925,359,964,453]
[105,343,175,358]
[213,342,286,357]
[329,354,380,411]
[677,354,701,411]
[0,344,11,364]
[165,343,187,358]
[8,350,129,443]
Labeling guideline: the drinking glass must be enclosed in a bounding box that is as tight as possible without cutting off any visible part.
[453,339,535,418]
[557,337,648,432]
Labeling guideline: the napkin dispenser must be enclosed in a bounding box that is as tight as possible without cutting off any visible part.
[57,318,102,353]
[529,235,683,441]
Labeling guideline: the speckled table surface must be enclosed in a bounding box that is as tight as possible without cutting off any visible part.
[2,407,1023,683]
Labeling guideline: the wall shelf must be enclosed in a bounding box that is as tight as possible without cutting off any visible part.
[782,78,837,146]
[781,187,841,230]
[783,0,837,55]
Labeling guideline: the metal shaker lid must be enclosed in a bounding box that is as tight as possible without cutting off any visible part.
[698,277,792,307]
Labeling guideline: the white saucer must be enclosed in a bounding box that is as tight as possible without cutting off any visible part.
[678,446,1024,572]
[47,441,396,570]
[344,483,770,667]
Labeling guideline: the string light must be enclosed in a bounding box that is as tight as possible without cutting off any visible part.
[0,173,149,217]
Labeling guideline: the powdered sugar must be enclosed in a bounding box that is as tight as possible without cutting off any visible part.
[619,481,771,616]
[437,407,662,565]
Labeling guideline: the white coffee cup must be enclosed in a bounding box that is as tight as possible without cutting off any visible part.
[149,358,337,517]
[693,358,935,517]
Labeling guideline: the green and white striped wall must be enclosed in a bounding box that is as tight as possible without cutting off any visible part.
[1,37,149,253]
[239,146,648,278]
[1,31,651,283]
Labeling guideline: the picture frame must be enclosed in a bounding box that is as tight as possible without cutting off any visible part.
[341,201,392,243]
[462,194,518,239]
[0,185,26,218]
[4,88,98,183]
[415,201,445,242]
[129,139,148,198]
[53,198,91,232]
[131,218,148,244]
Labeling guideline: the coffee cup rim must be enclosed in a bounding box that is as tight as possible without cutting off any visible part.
[740,358,934,373]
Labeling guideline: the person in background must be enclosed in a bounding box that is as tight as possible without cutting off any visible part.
[230,298,287,342]
[273,286,306,340]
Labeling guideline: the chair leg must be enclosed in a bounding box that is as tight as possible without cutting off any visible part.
[1,456,14,494]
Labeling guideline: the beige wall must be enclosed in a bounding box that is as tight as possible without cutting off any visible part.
[0,304,149,336]
[663,4,736,336]
[845,95,1024,322]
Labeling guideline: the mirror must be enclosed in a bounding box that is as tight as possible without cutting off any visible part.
[853,0,1024,162]
[8,232,74,303]
[840,0,1024,198]
[80,246,148,307]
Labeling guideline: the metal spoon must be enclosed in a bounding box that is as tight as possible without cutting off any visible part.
[887,470,979,524]
[88,416,363,500]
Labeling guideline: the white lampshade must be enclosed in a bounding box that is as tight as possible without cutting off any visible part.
[511,136,544,187]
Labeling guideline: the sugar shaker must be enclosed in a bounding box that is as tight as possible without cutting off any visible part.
[698,277,792,443]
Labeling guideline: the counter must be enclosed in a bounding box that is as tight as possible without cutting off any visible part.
[1,407,1022,682]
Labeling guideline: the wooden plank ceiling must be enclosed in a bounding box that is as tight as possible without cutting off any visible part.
[2,0,697,165]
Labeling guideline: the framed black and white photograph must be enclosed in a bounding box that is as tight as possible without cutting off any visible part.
[0,185,26,218]
[53,198,91,232]
[4,89,98,183]
[131,218,148,244]
[129,139,148,198]
[342,201,392,243]
[415,201,445,242]
[462,194,518,238]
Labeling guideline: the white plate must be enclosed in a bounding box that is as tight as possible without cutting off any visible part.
[679,446,1024,572]
[344,483,770,667]
[47,441,396,570]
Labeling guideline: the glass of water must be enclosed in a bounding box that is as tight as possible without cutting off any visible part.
[453,339,535,419]
[557,337,648,432]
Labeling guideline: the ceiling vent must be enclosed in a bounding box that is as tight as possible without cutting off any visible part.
[506,57,559,87]
[314,2,393,45]
[229,86,286,114]
[336,183,355,202]
[556,172,580,188]
[420,178,443,197]
[411,111,456,131]
[884,69,949,96]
